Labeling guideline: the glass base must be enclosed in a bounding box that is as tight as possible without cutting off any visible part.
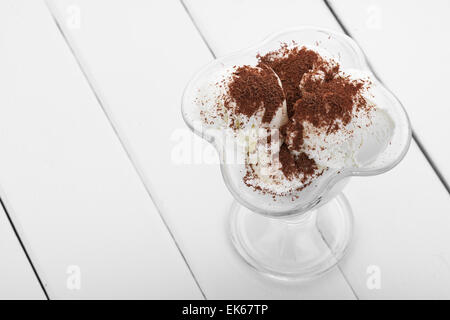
[229,193,353,281]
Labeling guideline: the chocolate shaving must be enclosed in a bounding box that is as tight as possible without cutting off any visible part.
[257,44,319,117]
[293,69,367,133]
[226,65,284,124]
[209,43,372,197]
[279,145,318,183]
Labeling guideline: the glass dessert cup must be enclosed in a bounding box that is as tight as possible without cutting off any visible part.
[182,27,411,281]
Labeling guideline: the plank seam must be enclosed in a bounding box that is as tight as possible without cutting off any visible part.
[181,0,359,298]
[323,0,450,195]
[323,0,450,299]
[44,0,207,300]
[317,225,359,300]
[0,195,50,300]
[180,0,217,59]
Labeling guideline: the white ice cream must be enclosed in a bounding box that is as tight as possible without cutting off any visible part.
[194,48,395,196]
[196,67,288,132]
[301,105,394,168]
[289,68,395,169]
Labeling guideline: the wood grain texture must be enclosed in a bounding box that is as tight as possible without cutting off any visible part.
[0,0,202,299]
[329,0,450,189]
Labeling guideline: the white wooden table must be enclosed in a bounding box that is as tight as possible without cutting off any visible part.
[0,0,449,299]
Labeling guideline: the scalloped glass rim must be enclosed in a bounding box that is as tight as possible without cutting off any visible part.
[182,26,412,217]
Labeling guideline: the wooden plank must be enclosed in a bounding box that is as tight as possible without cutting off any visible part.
[184,0,450,298]
[185,0,341,56]
[0,205,46,300]
[47,0,356,298]
[343,143,450,299]
[329,0,450,188]
[0,0,202,299]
